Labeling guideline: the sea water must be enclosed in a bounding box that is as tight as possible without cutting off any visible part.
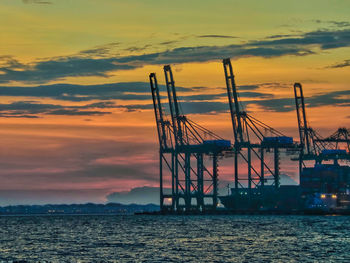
[0,215,349,262]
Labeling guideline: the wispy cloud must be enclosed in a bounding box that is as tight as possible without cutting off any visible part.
[313,20,350,28]
[1,80,349,117]
[22,0,53,4]
[0,101,116,118]
[197,35,238,39]
[120,88,350,115]
[0,82,189,102]
[1,28,350,84]
[327,59,350,68]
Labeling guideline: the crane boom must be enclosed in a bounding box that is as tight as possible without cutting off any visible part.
[223,58,244,145]
[164,65,184,146]
[150,73,168,150]
[294,83,311,155]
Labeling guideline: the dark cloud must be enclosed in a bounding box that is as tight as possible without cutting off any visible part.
[78,43,120,57]
[0,101,115,118]
[0,56,136,83]
[327,59,350,68]
[0,81,273,117]
[0,114,40,118]
[106,187,164,205]
[1,28,350,84]
[159,40,179,45]
[0,82,190,102]
[197,35,238,39]
[1,80,347,117]
[123,44,152,53]
[242,89,350,113]
[181,91,272,101]
[266,34,296,39]
[119,89,350,115]
[249,29,350,50]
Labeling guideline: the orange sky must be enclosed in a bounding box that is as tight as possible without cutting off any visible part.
[0,0,349,204]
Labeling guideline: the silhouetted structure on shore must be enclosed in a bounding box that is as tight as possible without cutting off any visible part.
[149,58,350,214]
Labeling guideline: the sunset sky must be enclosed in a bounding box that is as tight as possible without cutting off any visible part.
[0,0,349,205]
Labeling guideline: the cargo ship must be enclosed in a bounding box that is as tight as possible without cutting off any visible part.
[219,154,350,214]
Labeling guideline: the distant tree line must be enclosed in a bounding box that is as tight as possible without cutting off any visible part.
[0,203,159,215]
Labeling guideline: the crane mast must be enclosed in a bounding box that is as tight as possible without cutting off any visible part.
[223,58,244,145]
[150,73,168,150]
[149,65,231,212]
[149,72,175,211]
[164,65,184,147]
[294,83,311,156]
[223,58,299,200]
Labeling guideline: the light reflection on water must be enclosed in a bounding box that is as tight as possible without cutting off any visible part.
[0,215,349,262]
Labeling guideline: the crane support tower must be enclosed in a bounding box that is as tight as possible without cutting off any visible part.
[149,66,231,213]
[221,58,299,210]
[293,83,350,199]
[149,73,175,211]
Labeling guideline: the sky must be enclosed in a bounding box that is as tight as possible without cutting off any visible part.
[0,0,349,205]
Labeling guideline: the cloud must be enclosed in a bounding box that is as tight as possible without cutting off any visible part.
[22,0,52,4]
[181,91,272,102]
[159,40,179,45]
[1,28,350,84]
[250,29,350,50]
[266,34,296,39]
[0,81,263,105]
[106,186,162,205]
[0,82,190,102]
[0,81,273,117]
[119,88,350,115]
[313,20,350,28]
[78,42,120,57]
[197,35,238,39]
[0,131,161,204]
[243,89,350,113]
[327,59,350,68]
[2,81,346,117]
[0,101,116,118]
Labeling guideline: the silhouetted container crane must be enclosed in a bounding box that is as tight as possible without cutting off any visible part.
[149,59,350,214]
[149,66,231,213]
[293,83,350,206]
[316,128,350,156]
[221,58,299,210]
[294,83,350,164]
[150,73,175,211]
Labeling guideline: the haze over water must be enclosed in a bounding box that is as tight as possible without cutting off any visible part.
[1,215,349,262]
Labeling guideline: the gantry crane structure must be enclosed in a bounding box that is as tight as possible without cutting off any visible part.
[316,128,350,155]
[150,66,231,213]
[150,73,174,211]
[293,83,350,198]
[223,58,299,201]
[293,83,350,170]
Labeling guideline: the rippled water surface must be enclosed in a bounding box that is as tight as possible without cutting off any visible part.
[0,215,349,262]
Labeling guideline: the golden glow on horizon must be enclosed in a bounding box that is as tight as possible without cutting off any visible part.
[0,0,349,203]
